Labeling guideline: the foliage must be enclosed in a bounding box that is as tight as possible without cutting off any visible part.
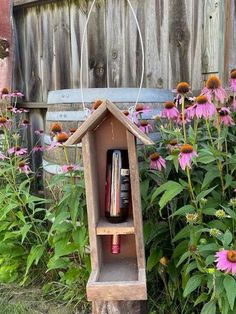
[0,91,90,312]
[138,77,236,313]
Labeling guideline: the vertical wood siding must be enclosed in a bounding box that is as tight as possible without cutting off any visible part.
[13,0,235,102]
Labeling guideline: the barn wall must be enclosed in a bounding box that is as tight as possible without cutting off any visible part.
[12,0,235,103]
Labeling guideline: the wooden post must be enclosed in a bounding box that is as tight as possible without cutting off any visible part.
[0,0,12,90]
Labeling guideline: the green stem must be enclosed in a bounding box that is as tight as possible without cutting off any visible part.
[193,118,198,145]
[186,166,195,202]
[205,119,214,146]
[181,95,187,143]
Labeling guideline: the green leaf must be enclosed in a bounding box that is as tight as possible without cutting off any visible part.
[176,251,191,267]
[198,150,216,164]
[223,275,236,310]
[222,206,236,220]
[223,230,233,246]
[200,300,216,314]
[147,248,162,272]
[225,174,233,189]
[202,170,219,189]
[196,186,218,202]
[51,211,70,232]
[151,181,184,209]
[171,205,195,217]
[24,245,45,280]
[19,224,32,244]
[194,292,209,306]
[183,274,203,297]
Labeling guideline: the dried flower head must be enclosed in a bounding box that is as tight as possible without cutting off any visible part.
[206,76,221,89]
[159,256,169,266]
[169,139,178,146]
[93,100,103,110]
[188,245,197,252]
[51,122,62,133]
[176,82,190,94]
[56,132,69,143]
[186,212,199,223]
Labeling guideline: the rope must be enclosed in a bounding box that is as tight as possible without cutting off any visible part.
[80,0,145,116]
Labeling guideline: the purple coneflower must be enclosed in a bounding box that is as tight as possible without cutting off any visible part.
[134,104,150,116]
[202,76,227,103]
[176,113,191,125]
[92,100,103,110]
[11,91,24,98]
[167,139,179,153]
[32,145,44,152]
[230,70,236,92]
[69,128,77,135]
[51,122,62,134]
[0,88,10,99]
[8,146,27,156]
[21,119,30,127]
[218,107,235,126]
[215,250,236,274]
[178,144,197,170]
[47,132,69,150]
[0,152,6,160]
[61,164,79,173]
[149,153,166,171]
[34,129,44,135]
[18,161,31,174]
[161,101,179,120]
[0,117,11,129]
[139,120,152,134]
[186,95,216,119]
[122,110,138,124]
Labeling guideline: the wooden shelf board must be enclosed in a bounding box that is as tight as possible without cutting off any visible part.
[96,218,134,235]
[87,259,147,301]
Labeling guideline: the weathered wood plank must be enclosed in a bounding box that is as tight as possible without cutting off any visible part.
[39,3,55,101]
[202,0,225,78]
[87,1,106,88]
[52,1,71,90]
[47,88,173,104]
[0,0,13,90]
[24,7,42,101]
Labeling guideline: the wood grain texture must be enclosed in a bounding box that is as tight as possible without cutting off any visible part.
[126,131,145,270]
[82,131,102,272]
[13,0,233,102]
[202,0,225,78]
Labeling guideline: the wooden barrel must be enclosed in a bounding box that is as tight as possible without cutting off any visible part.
[43,88,173,196]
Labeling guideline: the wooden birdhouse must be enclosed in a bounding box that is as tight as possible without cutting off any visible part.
[65,100,154,302]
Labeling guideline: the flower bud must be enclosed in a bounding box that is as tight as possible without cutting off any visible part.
[186,212,199,223]
[209,228,221,237]
[215,209,226,219]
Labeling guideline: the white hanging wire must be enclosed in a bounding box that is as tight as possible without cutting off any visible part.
[126,0,145,111]
[80,0,96,116]
[80,0,145,117]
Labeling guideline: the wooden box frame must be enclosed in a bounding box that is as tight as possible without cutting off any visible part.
[65,100,153,301]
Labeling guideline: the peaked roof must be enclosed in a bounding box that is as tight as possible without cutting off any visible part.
[65,100,154,146]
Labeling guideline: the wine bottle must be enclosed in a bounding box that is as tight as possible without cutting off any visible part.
[111,234,121,254]
[105,149,130,223]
